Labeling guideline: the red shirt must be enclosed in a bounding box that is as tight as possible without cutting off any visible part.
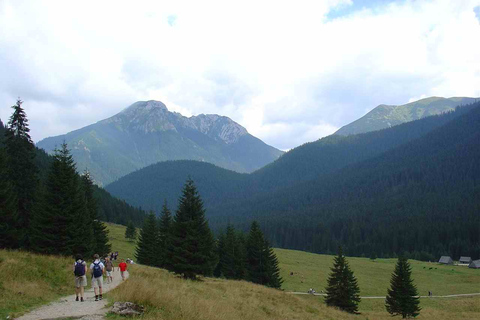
[119,262,128,271]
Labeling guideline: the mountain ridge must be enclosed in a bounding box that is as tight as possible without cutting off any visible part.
[335,96,478,136]
[37,100,283,185]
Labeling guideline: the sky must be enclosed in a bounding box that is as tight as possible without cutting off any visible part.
[1,0,479,151]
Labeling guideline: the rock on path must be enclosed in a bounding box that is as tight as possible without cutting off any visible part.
[16,269,129,320]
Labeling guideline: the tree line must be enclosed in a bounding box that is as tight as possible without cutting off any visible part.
[0,100,110,257]
[135,178,283,289]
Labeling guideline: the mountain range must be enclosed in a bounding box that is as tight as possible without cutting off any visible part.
[37,101,283,185]
[334,97,477,136]
[105,100,480,259]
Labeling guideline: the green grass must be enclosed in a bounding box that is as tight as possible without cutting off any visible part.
[276,248,480,296]
[0,250,73,319]
[105,222,137,261]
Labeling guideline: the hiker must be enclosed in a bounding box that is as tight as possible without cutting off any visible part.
[73,254,87,302]
[105,257,115,284]
[119,258,128,280]
[114,251,119,260]
[90,254,105,301]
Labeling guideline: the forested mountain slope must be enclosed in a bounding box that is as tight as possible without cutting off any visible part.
[106,102,478,214]
[37,101,283,185]
[335,96,477,136]
[209,101,480,259]
[0,119,146,226]
[105,101,480,259]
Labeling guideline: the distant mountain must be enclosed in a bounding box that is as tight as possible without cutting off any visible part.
[335,97,478,136]
[37,101,283,185]
[105,101,480,259]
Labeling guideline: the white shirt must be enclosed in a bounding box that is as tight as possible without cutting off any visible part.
[90,259,105,271]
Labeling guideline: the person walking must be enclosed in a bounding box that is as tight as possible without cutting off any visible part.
[73,254,87,302]
[90,254,105,301]
[119,258,128,280]
[104,257,115,284]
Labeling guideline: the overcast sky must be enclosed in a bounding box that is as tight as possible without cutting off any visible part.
[1,0,479,150]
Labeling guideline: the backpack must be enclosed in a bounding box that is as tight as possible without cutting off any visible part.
[93,262,103,278]
[105,260,113,271]
[74,261,85,277]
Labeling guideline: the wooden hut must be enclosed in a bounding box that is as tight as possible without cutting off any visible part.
[468,260,480,269]
[438,256,453,265]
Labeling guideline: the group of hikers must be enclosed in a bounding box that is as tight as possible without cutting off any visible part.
[73,252,129,302]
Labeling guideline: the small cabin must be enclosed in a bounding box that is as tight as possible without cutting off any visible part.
[438,256,453,265]
[459,256,472,264]
[469,260,480,269]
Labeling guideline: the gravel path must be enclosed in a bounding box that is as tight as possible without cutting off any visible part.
[16,269,129,320]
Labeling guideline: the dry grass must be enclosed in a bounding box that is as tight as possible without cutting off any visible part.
[0,249,73,318]
[107,264,361,320]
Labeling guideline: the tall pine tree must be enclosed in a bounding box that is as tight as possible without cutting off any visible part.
[4,99,38,249]
[135,211,158,266]
[157,200,172,268]
[0,148,17,248]
[31,143,83,255]
[385,257,421,318]
[245,221,283,288]
[169,179,217,279]
[125,220,136,241]
[325,246,361,313]
[82,170,110,257]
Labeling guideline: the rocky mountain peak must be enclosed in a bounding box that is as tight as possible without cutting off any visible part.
[105,100,248,144]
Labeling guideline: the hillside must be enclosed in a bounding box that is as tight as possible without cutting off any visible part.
[37,100,283,185]
[335,97,477,136]
[105,101,480,258]
[0,118,146,227]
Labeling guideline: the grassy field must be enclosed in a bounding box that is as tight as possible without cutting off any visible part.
[105,222,137,261]
[107,223,480,319]
[276,248,480,296]
[0,250,73,318]
[2,223,479,319]
[106,264,359,320]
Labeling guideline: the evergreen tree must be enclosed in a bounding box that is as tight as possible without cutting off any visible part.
[325,246,361,313]
[157,200,172,268]
[31,143,83,255]
[214,232,226,277]
[169,179,217,279]
[385,257,421,318]
[135,211,158,266]
[4,99,38,248]
[82,170,110,257]
[234,231,247,280]
[245,221,283,288]
[0,148,17,248]
[222,224,238,279]
[264,239,283,289]
[125,220,136,241]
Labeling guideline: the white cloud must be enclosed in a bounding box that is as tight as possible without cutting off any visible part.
[0,0,479,149]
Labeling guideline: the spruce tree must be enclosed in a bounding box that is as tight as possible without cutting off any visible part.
[245,221,283,288]
[264,239,283,289]
[385,257,421,318]
[325,246,361,313]
[135,211,158,266]
[234,231,247,280]
[222,224,238,279]
[157,200,172,268]
[82,170,110,257]
[4,99,38,249]
[214,232,226,277]
[0,148,17,248]
[169,179,217,279]
[31,143,83,255]
[125,220,136,241]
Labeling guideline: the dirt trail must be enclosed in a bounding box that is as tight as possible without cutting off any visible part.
[16,269,129,320]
